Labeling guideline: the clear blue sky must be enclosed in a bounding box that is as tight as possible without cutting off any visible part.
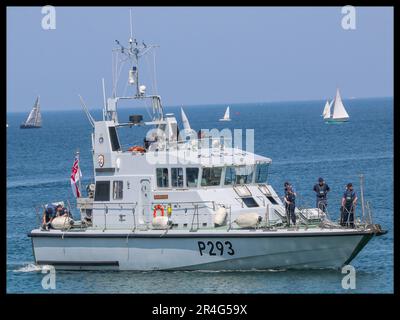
[7,6,393,112]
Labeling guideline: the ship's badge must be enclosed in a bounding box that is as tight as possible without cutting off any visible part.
[98,154,104,167]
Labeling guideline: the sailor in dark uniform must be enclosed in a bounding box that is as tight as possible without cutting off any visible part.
[313,177,330,213]
[283,182,290,223]
[42,203,56,230]
[284,184,297,226]
[341,183,358,228]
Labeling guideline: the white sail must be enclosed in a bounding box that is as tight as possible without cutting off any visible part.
[323,99,334,119]
[25,107,37,125]
[322,100,330,117]
[224,106,230,120]
[34,97,42,126]
[22,96,41,127]
[35,107,42,126]
[332,89,349,120]
[180,107,191,131]
[219,106,231,121]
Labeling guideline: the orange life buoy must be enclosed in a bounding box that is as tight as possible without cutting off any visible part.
[153,205,165,218]
[128,146,146,153]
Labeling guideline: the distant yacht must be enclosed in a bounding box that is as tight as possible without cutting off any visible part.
[219,106,231,121]
[323,89,349,123]
[180,107,191,130]
[20,96,42,129]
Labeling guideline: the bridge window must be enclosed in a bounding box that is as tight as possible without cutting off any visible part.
[255,163,269,184]
[186,167,199,188]
[224,166,236,185]
[224,165,254,185]
[156,168,169,188]
[113,181,123,200]
[201,167,222,186]
[108,126,121,151]
[171,168,184,188]
[94,181,110,201]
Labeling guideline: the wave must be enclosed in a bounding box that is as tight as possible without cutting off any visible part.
[12,263,53,273]
[180,268,288,273]
[7,177,92,190]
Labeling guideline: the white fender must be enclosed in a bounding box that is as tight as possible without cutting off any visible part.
[51,216,74,230]
[214,207,227,226]
[234,212,261,228]
[152,216,169,230]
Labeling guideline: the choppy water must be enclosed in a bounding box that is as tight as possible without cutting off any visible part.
[6,97,393,293]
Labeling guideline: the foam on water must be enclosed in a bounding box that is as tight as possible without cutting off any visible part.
[14,263,45,273]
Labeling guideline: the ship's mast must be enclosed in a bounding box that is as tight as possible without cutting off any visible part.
[106,10,163,123]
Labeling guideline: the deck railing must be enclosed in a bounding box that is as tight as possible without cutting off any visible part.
[74,199,221,231]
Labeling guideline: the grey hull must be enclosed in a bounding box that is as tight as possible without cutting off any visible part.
[29,229,374,271]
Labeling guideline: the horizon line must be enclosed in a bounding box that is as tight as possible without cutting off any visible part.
[6,95,393,114]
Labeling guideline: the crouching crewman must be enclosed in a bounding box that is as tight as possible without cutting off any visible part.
[42,203,56,230]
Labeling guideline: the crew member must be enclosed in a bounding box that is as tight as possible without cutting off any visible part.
[55,204,65,217]
[55,204,70,217]
[42,203,56,230]
[283,182,290,222]
[143,137,150,150]
[341,183,358,228]
[313,177,330,213]
[284,184,297,226]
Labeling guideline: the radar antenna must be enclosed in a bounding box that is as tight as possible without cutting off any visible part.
[105,11,163,123]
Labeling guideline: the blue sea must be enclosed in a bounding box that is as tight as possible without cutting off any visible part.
[6,97,393,293]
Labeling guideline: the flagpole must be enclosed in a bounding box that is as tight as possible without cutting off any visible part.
[77,149,82,196]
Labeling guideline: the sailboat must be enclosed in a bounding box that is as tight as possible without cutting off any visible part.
[324,89,349,123]
[180,107,191,131]
[20,96,42,129]
[219,106,231,121]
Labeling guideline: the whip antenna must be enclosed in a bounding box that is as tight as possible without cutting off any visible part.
[129,9,133,44]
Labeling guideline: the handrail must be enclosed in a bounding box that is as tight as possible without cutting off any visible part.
[340,205,357,228]
[255,195,266,207]
[78,200,217,231]
[190,205,200,232]
[35,205,43,228]
[264,204,270,229]
[234,197,245,208]
[75,201,139,230]
[227,205,232,231]
[148,201,216,217]
[366,201,373,225]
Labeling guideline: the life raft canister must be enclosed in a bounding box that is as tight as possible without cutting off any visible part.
[128,146,146,153]
[153,204,165,218]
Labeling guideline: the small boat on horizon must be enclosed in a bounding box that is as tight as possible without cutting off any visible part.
[180,107,191,131]
[219,106,231,121]
[323,89,349,124]
[20,96,42,129]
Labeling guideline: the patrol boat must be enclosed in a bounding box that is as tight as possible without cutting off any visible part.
[28,25,386,271]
